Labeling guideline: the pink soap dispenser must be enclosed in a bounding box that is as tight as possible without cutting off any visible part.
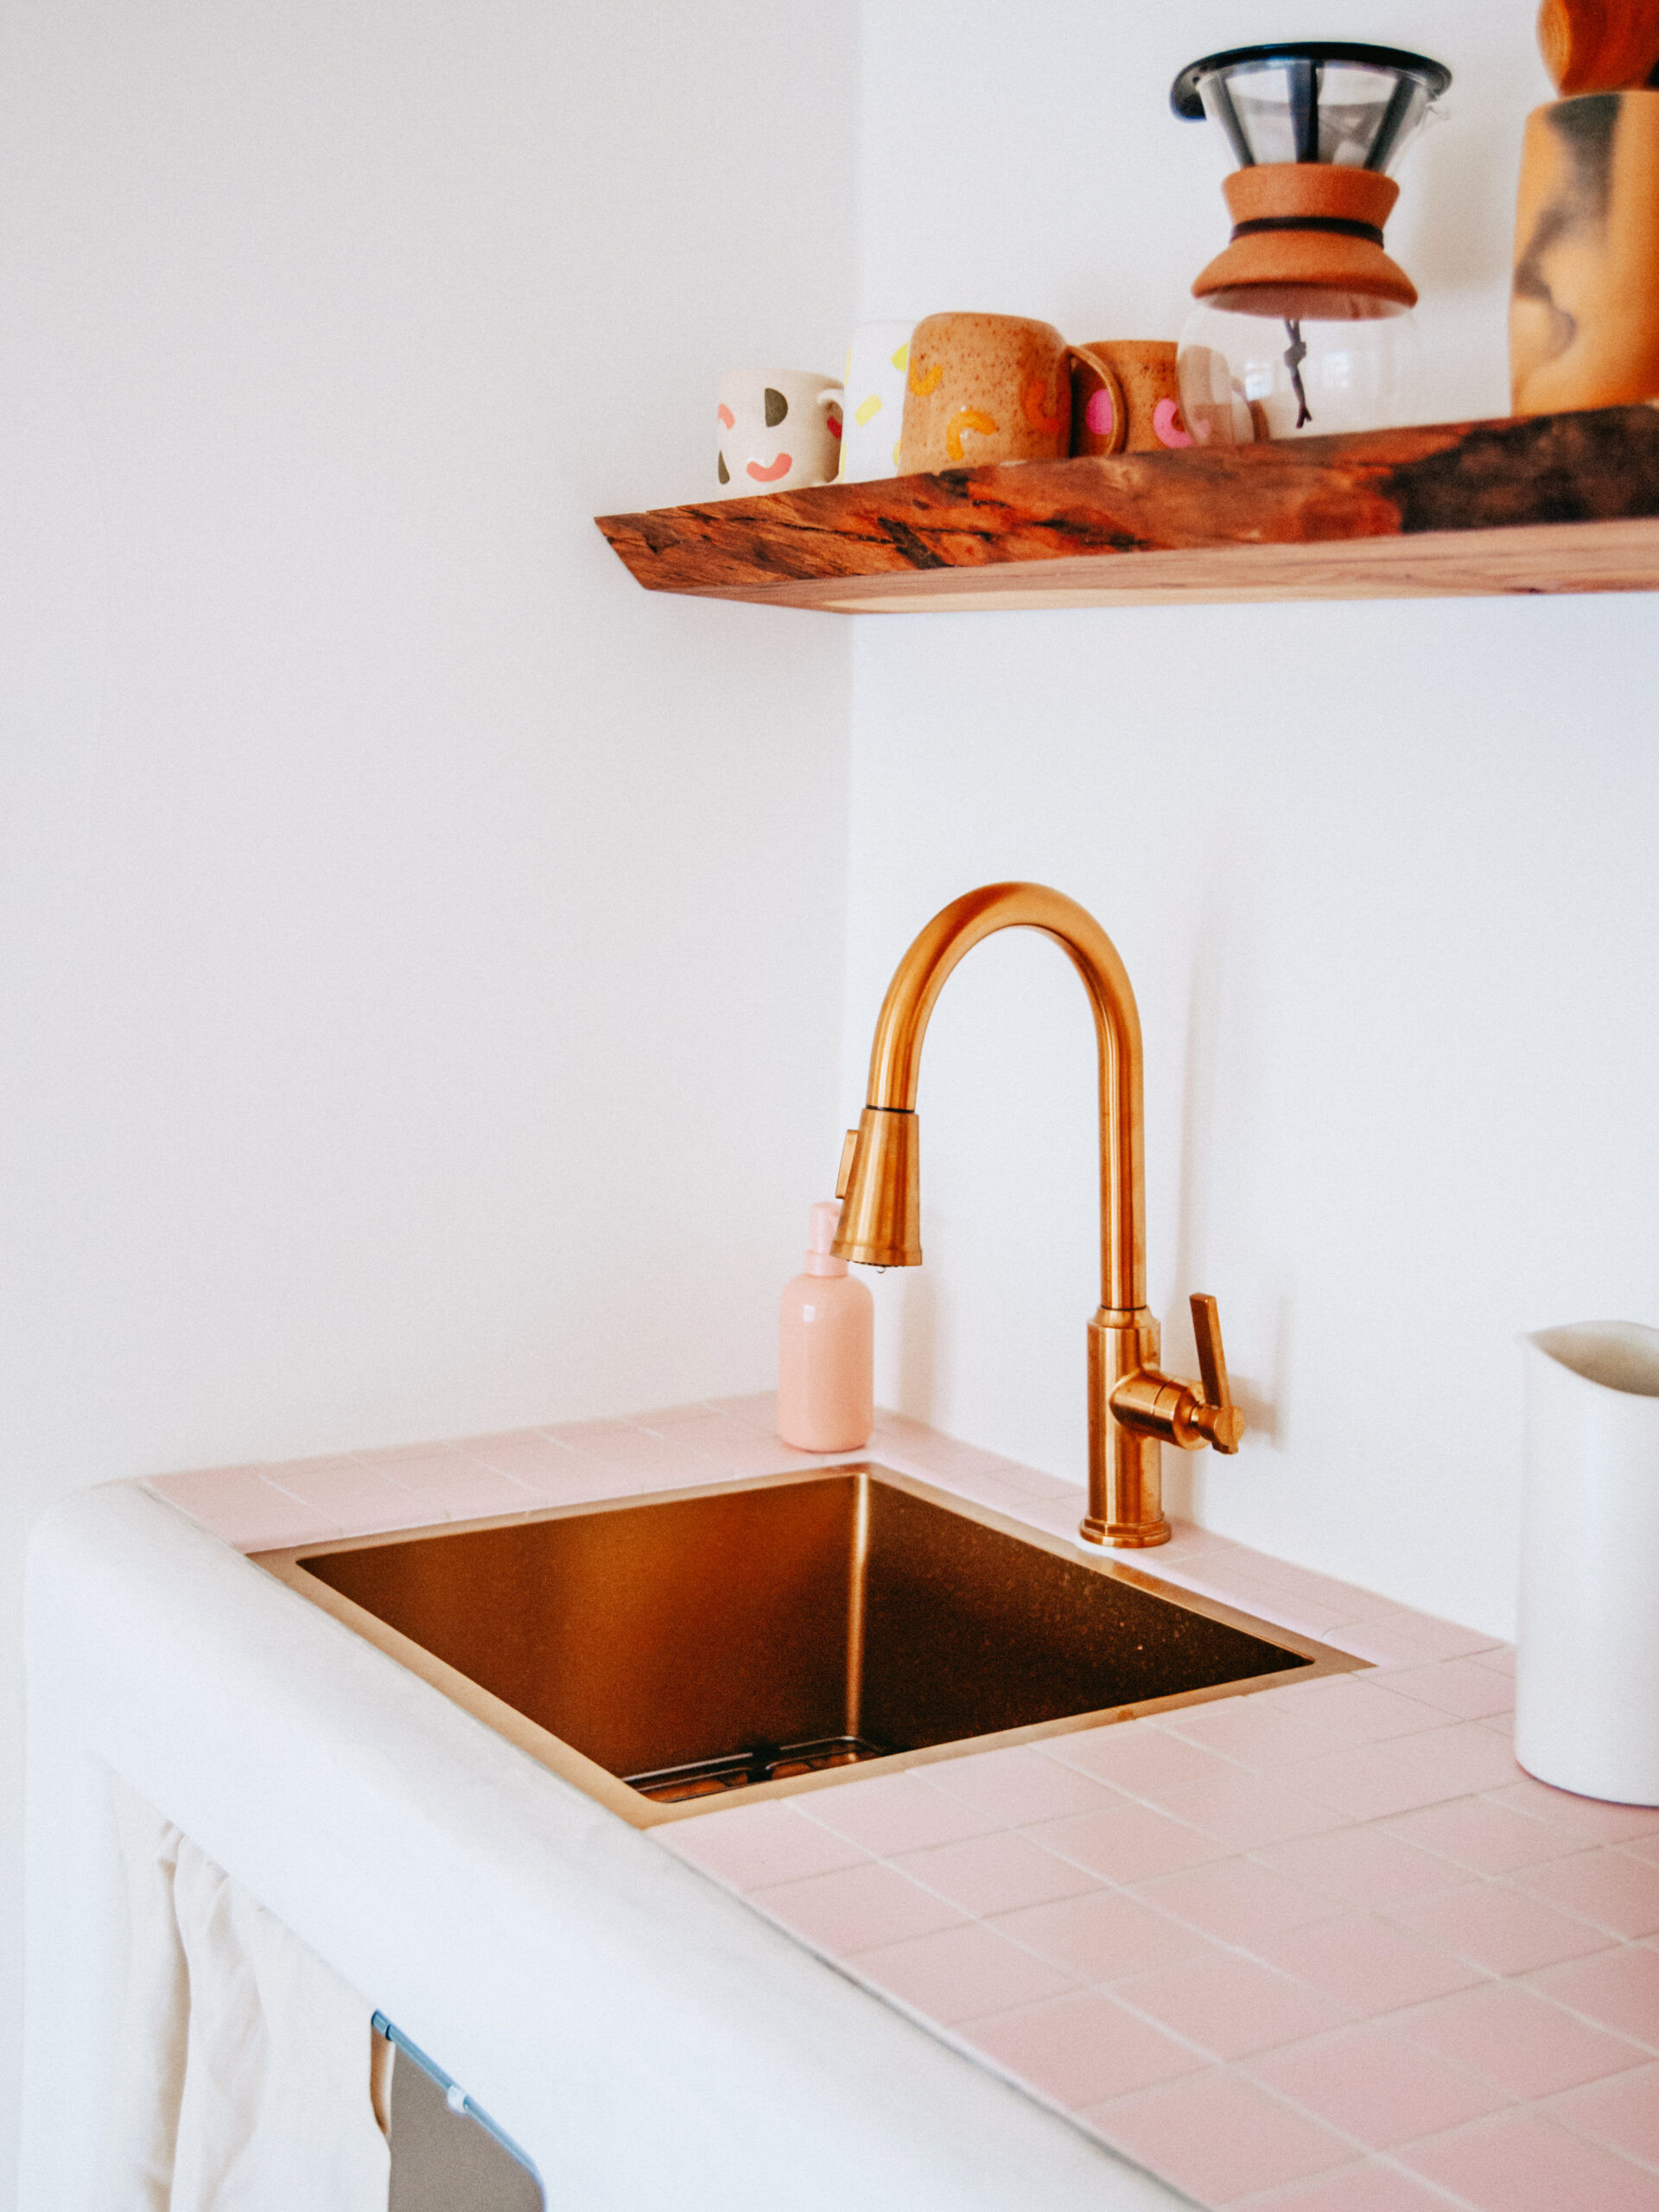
[778,1199,874,1452]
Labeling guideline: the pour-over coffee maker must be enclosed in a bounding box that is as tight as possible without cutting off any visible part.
[1172,42,1450,442]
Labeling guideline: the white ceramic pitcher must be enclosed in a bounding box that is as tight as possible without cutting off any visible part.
[1516,1319,1659,1806]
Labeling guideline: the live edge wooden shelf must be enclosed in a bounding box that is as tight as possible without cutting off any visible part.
[594,404,1659,613]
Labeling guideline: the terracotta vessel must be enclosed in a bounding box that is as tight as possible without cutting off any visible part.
[1511,91,1659,412]
[899,315,1122,473]
[1537,0,1659,95]
[1071,341,1195,454]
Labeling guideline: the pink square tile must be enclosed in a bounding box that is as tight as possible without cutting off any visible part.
[894,1830,1098,1915]
[926,1745,1120,1826]
[979,1460,1083,1501]
[1083,2068,1353,2203]
[963,1989,1206,2110]
[1129,1858,1338,1944]
[891,1432,1009,1480]
[645,1409,840,1477]
[1170,1565,1355,1637]
[1046,1722,1236,1798]
[1398,1981,1648,2098]
[1030,1798,1225,1885]
[621,1399,722,1427]
[1253,1827,1466,1911]
[540,1417,632,1446]
[1273,1677,1447,1748]
[1246,2023,1509,2149]
[558,1427,715,1484]
[1283,1745,1478,1822]
[1244,2164,1470,2211]
[1221,1555,1383,1623]
[1370,1723,1524,1802]
[656,1802,868,1891]
[264,1463,442,1537]
[1389,1881,1615,1976]
[523,1453,652,1506]
[1489,1776,1659,1847]
[848,1921,1077,2024]
[707,1390,783,1429]
[1255,1915,1486,2015]
[636,1409,762,1459]
[1160,1694,1370,1769]
[1382,1659,1516,1722]
[1114,1947,1352,2059]
[798,1774,1000,1856]
[749,1860,965,1955]
[1469,1645,1517,1677]
[1625,1834,1659,1866]
[354,1448,467,1489]
[1332,1612,1505,1668]
[146,1469,340,1550]
[1514,1848,1659,1938]
[411,1468,543,1522]
[1400,2108,1659,2212]
[1147,1769,1352,1851]
[461,1435,591,1495]
[461,1427,565,1464]
[1380,1797,1578,1875]
[262,1451,374,1489]
[1532,1942,1659,2046]
[1548,2060,1659,2168]
[1144,1520,1233,1569]
[1011,1491,1108,1541]
[352,1439,463,1465]
[992,1886,1211,1981]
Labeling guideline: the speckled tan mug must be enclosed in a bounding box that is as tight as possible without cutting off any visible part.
[898,313,1123,472]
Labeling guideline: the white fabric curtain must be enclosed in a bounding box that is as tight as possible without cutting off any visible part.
[96,1784,391,2212]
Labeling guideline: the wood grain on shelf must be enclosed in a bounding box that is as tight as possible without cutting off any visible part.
[594,405,1659,613]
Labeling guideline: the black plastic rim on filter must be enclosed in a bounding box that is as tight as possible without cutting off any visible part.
[1171,41,1452,121]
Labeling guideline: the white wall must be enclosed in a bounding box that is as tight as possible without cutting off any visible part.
[0,2,856,2191]
[848,1,1656,1641]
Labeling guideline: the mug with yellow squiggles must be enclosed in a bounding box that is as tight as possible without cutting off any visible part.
[898,314,1124,474]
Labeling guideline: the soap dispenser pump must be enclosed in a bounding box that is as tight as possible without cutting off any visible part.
[778,1200,874,1452]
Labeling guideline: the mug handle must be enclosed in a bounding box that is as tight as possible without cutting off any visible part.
[1066,344,1128,458]
[816,385,845,483]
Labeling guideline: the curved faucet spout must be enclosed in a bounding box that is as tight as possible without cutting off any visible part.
[832,880,1242,1550]
[834,883,1146,1315]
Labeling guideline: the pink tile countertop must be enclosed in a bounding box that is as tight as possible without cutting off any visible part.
[147,1402,1659,2212]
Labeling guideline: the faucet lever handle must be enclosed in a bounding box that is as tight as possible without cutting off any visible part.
[1189,1294,1243,1454]
[836,1128,861,1202]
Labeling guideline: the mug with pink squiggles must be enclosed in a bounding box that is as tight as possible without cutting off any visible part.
[1071,340,1198,455]
[715,370,843,497]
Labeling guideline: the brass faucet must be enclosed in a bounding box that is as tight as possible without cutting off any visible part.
[832,882,1242,1548]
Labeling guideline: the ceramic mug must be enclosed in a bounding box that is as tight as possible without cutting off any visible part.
[716,370,843,496]
[837,319,918,481]
[898,314,1124,473]
[1071,340,1197,454]
[1511,91,1659,412]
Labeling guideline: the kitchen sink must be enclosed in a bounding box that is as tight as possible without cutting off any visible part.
[255,1465,1362,1827]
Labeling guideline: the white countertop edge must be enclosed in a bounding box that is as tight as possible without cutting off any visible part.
[22,1480,1192,2212]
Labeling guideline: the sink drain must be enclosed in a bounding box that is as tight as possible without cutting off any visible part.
[624,1734,895,1804]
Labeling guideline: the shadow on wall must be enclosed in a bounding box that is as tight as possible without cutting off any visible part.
[1162,911,1291,1522]
[893,1266,939,1427]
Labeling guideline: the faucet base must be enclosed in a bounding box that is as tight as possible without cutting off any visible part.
[1078,1514,1173,1549]
[1085,1310,1172,1548]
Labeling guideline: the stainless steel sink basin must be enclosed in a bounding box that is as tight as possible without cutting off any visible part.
[256,1464,1362,1827]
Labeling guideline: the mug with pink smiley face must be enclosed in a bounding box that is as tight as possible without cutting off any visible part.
[716,370,842,496]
